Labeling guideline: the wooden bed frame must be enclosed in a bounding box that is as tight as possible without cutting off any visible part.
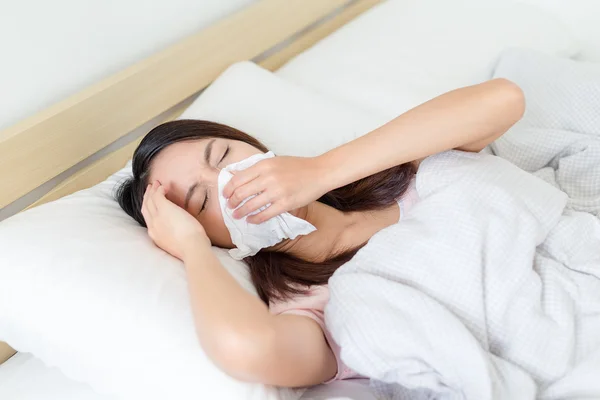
[0,0,381,367]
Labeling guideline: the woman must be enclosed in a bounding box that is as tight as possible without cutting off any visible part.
[115,78,525,387]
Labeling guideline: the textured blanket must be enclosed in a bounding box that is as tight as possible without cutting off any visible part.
[326,49,600,399]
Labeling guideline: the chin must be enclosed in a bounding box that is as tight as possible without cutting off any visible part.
[208,232,234,249]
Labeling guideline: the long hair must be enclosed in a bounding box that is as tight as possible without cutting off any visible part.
[115,119,415,303]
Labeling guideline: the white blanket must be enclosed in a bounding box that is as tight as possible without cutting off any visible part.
[326,50,600,400]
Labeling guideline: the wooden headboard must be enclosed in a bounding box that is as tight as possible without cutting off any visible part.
[0,0,381,367]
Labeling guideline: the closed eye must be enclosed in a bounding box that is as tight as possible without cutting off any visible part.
[219,145,230,164]
[197,189,208,216]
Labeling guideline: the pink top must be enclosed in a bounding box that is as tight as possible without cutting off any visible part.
[268,178,419,383]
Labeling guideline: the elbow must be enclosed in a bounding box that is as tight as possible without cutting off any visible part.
[491,77,526,124]
[204,325,275,382]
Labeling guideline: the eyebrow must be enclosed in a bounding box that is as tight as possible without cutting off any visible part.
[204,138,216,165]
[184,139,215,211]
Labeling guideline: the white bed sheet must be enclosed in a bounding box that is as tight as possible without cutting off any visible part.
[0,352,119,400]
[0,352,376,400]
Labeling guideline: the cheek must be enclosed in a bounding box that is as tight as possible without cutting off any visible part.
[238,146,263,160]
[198,199,233,249]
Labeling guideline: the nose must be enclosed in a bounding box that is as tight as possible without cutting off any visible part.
[198,165,220,187]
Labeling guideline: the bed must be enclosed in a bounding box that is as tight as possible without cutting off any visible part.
[1,0,599,398]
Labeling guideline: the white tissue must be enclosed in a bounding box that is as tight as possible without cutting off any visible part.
[217,151,317,260]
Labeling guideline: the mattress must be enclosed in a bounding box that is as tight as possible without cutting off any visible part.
[0,352,377,400]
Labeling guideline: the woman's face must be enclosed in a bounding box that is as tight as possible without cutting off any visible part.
[147,138,263,248]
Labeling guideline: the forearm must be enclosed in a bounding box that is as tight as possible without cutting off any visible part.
[182,241,274,375]
[317,78,524,191]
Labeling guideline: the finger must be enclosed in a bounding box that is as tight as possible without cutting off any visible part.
[227,178,266,209]
[142,184,154,214]
[152,183,168,204]
[141,199,152,227]
[232,192,271,219]
[246,203,285,224]
[146,182,158,214]
[222,167,260,199]
[142,182,151,203]
[155,186,178,214]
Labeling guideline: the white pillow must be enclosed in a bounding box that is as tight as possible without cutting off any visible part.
[179,62,386,156]
[277,0,580,120]
[0,62,381,400]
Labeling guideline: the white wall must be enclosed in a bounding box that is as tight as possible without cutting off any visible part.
[0,0,255,131]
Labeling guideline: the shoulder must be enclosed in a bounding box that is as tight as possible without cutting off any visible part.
[269,285,364,383]
[269,285,330,320]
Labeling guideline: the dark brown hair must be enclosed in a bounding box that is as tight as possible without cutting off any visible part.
[115,119,415,303]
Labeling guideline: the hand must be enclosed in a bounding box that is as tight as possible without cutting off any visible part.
[141,180,211,260]
[222,156,329,224]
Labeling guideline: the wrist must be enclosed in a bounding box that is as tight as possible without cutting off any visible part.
[313,151,344,194]
[181,233,212,261]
